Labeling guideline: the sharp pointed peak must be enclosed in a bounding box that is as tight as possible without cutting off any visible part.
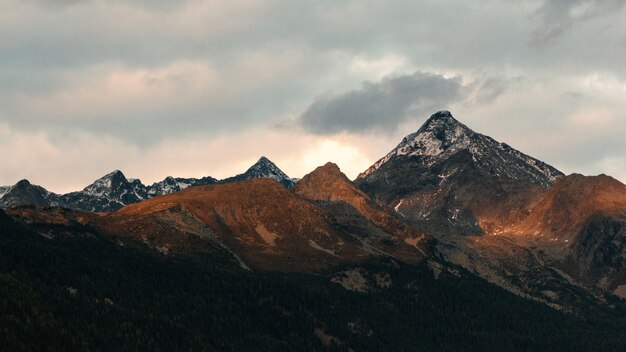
[358,111,476,178]
[402,111,476,147]
[227,155,293,186]
[246,156,283,173]
[83,170,131,194]
[254,156,275,165]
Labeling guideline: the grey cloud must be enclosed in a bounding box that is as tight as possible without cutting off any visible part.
[26,0,86,8]
[530,0,626,47]
[530,23,573,48]
[26,0,190,10]
[470,77,519,105]
[3,1,626,82]
[300,72,463,134]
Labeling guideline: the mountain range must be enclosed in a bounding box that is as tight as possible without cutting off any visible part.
[0,156,295,212]
[2,110,626,350]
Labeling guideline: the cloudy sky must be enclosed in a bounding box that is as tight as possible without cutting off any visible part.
[1,0,625,192]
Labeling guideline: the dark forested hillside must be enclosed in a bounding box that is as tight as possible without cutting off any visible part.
[1,210,626,351]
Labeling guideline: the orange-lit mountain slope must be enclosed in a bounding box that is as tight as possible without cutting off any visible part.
[100,178,396,271]
[295,162,429,260]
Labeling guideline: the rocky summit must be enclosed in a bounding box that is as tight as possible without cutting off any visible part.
[220,156,297,188]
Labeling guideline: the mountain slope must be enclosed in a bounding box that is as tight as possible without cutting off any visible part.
[512,174,626,241]
[99,178,378,272]
[356,110,564,236]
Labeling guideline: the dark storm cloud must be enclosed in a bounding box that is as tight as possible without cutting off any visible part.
[300,72,464,134]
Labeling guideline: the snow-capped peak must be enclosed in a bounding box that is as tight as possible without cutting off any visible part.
[360,111,474,176]
[82,170,130,197]
[220,156,296,188]
[245,156,289,180]
[398,110,473,157]
[358,111,563,187]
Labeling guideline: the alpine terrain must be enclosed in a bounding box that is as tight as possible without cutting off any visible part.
[1,111,625,351]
